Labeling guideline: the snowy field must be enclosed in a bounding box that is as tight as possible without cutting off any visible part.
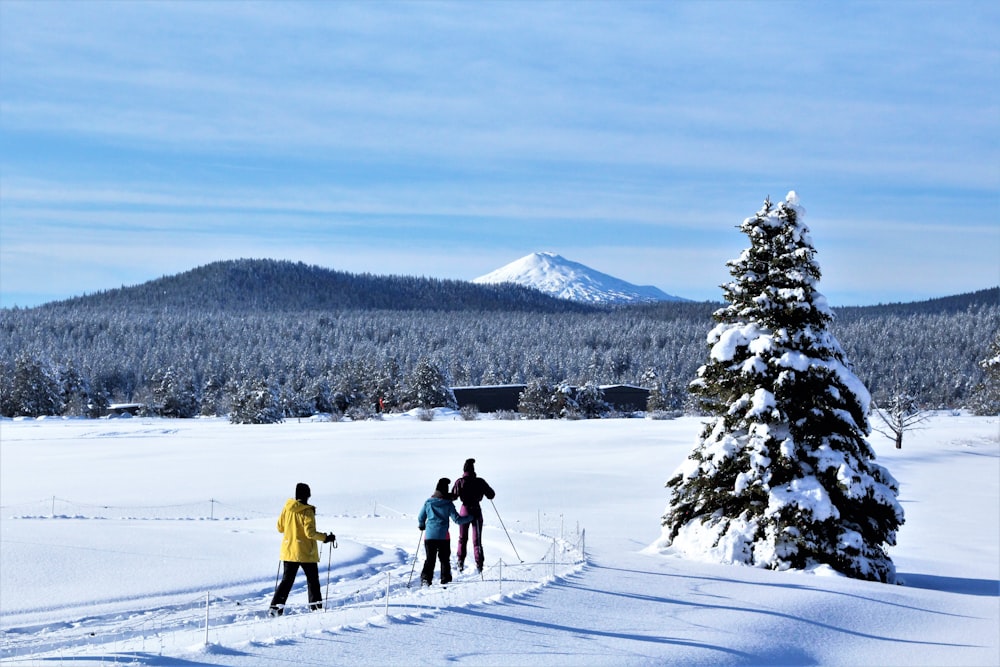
[1,411,997,666]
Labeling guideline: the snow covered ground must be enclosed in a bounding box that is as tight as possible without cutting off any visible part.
[1,411,997,666]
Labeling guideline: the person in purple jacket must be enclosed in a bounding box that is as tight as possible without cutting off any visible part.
[450,458,495,573]
[417,477,472,586]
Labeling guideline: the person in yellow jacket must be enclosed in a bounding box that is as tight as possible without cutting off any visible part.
[269,482,336,616]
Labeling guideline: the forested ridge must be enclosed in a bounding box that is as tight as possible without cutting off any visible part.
[1,259,996,417]
[35,258,593,314]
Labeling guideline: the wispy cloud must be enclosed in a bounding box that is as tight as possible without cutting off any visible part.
[1,0,997,307]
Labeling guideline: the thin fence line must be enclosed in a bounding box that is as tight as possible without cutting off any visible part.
[3,497,421,520]
[2,496,271,520]
[1,524,587,662]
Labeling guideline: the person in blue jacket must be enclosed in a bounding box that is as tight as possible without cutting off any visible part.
[417,477,473,586]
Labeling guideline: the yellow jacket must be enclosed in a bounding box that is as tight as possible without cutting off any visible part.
[276,498,326,563]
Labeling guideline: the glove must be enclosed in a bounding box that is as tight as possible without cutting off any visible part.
[418,525,425,532]
[324,533,336,543]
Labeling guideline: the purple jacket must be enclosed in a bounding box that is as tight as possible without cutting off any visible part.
[451,472,495,518]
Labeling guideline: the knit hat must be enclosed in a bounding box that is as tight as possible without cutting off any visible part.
[463,458,476,473]
[435,477,451,495]
[295,482,311,502]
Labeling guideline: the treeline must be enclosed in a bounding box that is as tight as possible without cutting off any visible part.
[0,260,996,418]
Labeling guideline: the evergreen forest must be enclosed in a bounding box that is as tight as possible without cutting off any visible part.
[1,259,996,419]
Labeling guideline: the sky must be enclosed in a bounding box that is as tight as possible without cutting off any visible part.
[1,0,998,309]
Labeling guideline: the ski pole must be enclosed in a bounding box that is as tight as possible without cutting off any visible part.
[406,530,424,587]
[490,499,523,563]
[273,560,281,596]
[324,538,336,610]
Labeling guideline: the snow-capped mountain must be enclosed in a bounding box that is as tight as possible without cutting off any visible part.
[473,252,686,304]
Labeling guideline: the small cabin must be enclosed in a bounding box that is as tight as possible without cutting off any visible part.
[452,385,526,413]
[452,384,649,413]
[599,385,650,412]
[107,403,145,417]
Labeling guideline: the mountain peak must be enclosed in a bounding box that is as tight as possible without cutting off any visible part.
[473,252,686,304]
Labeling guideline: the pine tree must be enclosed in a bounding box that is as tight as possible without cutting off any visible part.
[644,368,670,413]
[305,375,335,415]
[200,375,227,416]
[58,362,87,416]
[10,353,63,417]
[517,378,556,419]
[0,359,14,417]
[659,192,904,583]
[152,367,199,418]
[575,381,611,417]
[228,377,284,424]
[552,380,579,418]
[368,357,402,412]
[970,330,1000,415]
[402,358,456,410]
[84,380,110,419]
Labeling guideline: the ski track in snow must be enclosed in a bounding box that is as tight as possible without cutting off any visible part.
[1,523,582,662]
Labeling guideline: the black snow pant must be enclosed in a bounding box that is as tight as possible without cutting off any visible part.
[457,508,485,570]
[421,538,453,585]
[270,561,322,611]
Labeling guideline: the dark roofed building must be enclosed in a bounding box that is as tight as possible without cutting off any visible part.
[453,384,649,414]
[599,385,649,412]
[452,385,525,413]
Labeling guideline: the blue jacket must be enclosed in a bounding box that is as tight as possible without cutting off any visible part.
[418,492,472,540]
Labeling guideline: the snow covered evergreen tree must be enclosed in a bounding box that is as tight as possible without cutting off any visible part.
[517,378,556,419]
[575,381,611,418]
[279,380,315,419]
[970,331,1000,415]
[0,359,13,417]
[228,378,284,424]
[200,375,226,417]
[151,367,199,418]
[304,375,335,415]
[331,360,369,414]
[643,368,670,413]
[658,192,904,583]
[9,353,63,417]
[551,380,579,418]
[368,357,402,412]
[401,358,456,410]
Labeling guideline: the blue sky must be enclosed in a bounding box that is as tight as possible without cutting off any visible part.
[1,0,997,308]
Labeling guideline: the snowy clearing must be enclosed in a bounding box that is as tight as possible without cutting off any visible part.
[1,411,997,666]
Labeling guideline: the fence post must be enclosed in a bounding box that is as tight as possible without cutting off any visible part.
[552,538,557,578]
[384,571,390,616]
[204,591,210,645]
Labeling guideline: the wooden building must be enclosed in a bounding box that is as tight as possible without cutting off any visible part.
[452,384,649,414]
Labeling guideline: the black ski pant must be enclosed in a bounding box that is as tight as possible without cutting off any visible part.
[271,561,322,610]
[421,538,453,585]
